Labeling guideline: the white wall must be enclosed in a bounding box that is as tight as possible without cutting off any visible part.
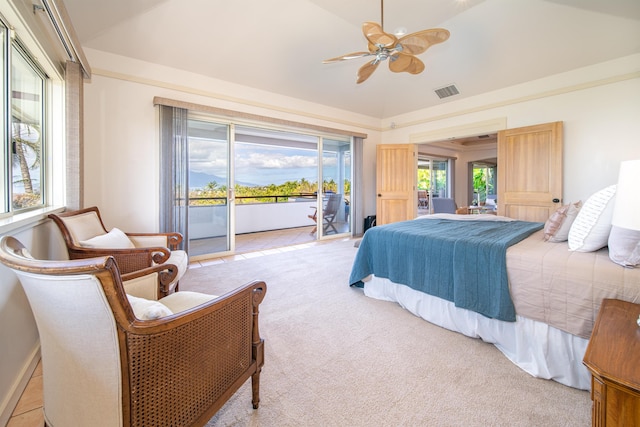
[83,50,639,235]
[0,220,67,425]
[82,49,381,232]
[377,54,640,209]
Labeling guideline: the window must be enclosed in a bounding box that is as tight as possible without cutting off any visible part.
[1,22,48,215]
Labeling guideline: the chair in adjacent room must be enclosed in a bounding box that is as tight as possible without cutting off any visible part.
[49,206,187,296]
[418,190,429,209]
[0,235,267,427]
[431,197,458,214]
[485,194,498,213]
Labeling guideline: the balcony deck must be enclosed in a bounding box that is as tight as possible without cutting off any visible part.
[235,225,316,253]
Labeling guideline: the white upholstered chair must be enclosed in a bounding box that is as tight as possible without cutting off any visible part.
[49,206,187,296]
[0,235,266,427]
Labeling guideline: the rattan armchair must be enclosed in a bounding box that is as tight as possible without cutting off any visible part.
[49,206,187,296]
[0,236,266,427]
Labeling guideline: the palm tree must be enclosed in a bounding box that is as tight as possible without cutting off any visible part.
[204,181,218,193]
[12,123,41,197]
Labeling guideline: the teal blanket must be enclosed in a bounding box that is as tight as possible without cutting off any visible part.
[349,218,544,321]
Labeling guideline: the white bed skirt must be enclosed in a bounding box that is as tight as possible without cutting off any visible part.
[363,275,591,390]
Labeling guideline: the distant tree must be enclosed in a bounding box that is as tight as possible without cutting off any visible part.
[204,181,218,192]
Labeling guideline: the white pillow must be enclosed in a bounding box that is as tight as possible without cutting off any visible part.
[79,227,135,249]
[568,185,616,252]
[608,226,640,267]
[127,294,173,320]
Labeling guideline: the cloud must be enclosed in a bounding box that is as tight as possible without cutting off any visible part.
[238,152,317,169]
[187,139,348,185]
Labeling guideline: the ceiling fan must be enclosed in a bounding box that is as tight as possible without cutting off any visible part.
[323,0,450,84]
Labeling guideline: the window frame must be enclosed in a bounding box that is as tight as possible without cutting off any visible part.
[0,8,66,230]
[9,37,48,213]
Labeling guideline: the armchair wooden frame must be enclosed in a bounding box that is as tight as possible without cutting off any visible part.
[0,236,266,427]
[49,206,185,296]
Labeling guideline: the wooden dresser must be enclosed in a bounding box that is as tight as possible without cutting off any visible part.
[583,299,640,426]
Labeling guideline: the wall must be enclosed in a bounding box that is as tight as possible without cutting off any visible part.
[379,54,640,209]
[83,49,639,236]
[0,220,67,425]
[82,49,381,232]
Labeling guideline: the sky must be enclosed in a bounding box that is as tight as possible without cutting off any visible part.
[189,139,348,187]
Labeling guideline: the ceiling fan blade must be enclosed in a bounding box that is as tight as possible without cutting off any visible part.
[397,28,450,55]
[362,21,397,48]
[323,52,372,63]
[389,53,425,75]
[357,60,380,84]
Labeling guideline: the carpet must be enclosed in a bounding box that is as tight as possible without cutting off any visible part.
[182,238,591,427]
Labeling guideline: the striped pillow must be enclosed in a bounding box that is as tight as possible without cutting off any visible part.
[568,185,616,252]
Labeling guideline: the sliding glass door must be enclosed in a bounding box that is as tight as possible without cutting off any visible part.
[166,113,353,259]
[187,118,231,256]
[320,138,351,237]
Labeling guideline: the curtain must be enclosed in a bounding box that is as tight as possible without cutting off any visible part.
[159,105,189,250]
[64,61,83,210]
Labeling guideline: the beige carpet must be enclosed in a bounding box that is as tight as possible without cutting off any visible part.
[182,238,591,427]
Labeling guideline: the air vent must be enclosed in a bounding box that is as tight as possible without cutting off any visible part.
[434,84,460,99]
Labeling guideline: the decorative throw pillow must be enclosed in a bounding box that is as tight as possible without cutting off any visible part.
[544,201,582,242]
[608,226,640,267]
[568,185,617,252]
[127,294,173,320]
[79,227,135,249]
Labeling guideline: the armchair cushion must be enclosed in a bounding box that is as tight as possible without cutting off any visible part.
[127,291,219,320]
[57,210,107,243]
[79,228,135,249]
[161,291,218,313]
[127,294,173,320]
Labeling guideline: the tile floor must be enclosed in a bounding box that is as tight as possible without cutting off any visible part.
[6,226,351,426]
[7,361,43,427]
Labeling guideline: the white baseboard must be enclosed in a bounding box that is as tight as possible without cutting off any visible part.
[0,344,41,426]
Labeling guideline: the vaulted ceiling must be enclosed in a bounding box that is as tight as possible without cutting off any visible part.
[62,0,640,119]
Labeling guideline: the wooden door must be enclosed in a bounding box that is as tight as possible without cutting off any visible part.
[376,144,417,225]
[497,121,563,222]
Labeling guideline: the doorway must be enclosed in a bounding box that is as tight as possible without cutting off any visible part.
[417,157,452,215]
[468,159,497,207]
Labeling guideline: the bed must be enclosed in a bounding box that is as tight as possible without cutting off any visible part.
[349,214,640,390]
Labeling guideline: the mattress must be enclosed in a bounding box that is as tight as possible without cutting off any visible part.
[507,229,640,339]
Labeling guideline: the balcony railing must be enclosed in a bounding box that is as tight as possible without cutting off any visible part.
[188,193,317,205]
[187,193,350,239]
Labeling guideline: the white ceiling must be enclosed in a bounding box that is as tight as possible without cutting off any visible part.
[62,0,640,119]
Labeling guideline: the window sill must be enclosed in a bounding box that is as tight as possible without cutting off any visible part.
[0,206,65,235]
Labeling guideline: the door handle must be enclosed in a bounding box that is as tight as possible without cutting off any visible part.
[377,194,382,197]
[552,198,560,203]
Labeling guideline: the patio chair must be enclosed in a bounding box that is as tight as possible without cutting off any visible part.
[307,193,343,235]
[0,235,266,427]
[322,193,342,234]
[49,206,187,296]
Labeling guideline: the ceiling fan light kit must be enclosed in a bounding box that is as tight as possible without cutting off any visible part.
[323,1,450,84]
